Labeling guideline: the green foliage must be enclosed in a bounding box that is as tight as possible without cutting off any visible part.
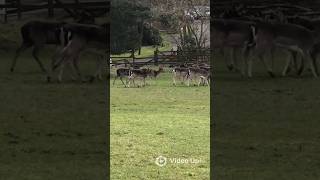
[142,24,162,46]
[111,0,152,54]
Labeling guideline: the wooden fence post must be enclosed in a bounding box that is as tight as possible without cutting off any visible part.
[48,0,54,18]
[154,47,158,66]
[131,49,135,65]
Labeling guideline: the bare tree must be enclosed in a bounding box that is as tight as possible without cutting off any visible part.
[151,0,210,51]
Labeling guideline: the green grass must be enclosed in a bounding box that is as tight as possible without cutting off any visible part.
[0,48,107,180]
[111,69,210,179]
[213,52,320,179]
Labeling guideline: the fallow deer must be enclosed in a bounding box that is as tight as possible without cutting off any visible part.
[112,68,130,87]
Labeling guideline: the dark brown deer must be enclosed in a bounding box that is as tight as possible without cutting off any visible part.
[11,14,96,73]
[172,67,190,86]
[126,69,150,87]
[112,68,130,87]
[11,21,67,73]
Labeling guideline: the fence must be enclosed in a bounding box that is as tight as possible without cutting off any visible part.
[111,48,211,67]
[0,0,109,23]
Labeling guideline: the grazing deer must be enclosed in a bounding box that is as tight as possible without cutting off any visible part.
[188,68,210,86]
[126,69,149,87]
[112,68,130,87]
[126,66,163,87]
[49,23,109,82]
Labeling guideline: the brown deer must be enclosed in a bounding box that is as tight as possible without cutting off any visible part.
[188,68,210,86]
[172,67,190,86]
[127,66,163,87]
[112,68,130,87]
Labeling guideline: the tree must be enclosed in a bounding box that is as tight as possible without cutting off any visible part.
[151,0,210,51]
[110,0,151,54]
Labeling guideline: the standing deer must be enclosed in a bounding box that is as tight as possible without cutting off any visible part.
[172,67,190,86]
[126,66,163,87]
[188,67,210,86]
[49,23,109,82]
[112,68,130,87]
[211,18,257,76]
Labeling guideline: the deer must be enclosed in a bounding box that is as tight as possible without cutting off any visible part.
[10,21,67,73]
[112,68,131,87]
[188,67,210,86]
[126,66,163,87]
[11,13,96,73]
[126,69,149,88]
[284,16,320,76]
[49,23,109,83]
[211,18,257,76]
[247,21,319,78]
[172,66,191,86]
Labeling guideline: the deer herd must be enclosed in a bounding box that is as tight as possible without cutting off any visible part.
[112,62,211,88]
[212,9,320,78]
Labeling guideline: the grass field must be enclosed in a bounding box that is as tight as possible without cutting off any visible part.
[0,44,108,179]
[110,69,210,179]
[213,52,320,179]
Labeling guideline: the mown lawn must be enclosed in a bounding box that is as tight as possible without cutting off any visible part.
[213,52,320,180]
[0,47,108,180]
[111,69,210,179]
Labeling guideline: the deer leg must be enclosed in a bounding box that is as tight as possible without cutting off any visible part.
[247,56,253,78]
[126,77,131,88]
[310,47,319,75]
[11,43,31,72]
[113,76,118,85]
[32,46,47,73]
[57,61,66,83]
[186,75,190,86]
[120,76,130,86]
[72,55,86,82]
[197,77,202,86]
[225,48,234,71]
[270,46,275,71]
[305,50,318,78]
[291,51,298,73]
[205,78,209,86]
[67,60,78,81]
[259,52,274,78]
[282,51,293,76]
[241,46,249,77]
[172,74,176,86]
